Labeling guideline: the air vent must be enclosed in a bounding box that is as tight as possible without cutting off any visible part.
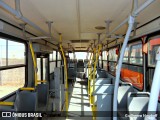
[70,40,89,43]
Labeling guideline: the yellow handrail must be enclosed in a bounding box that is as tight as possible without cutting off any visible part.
[29,41,38,87]
[20,87,35,91]
[88,52,93,95]
[0,102,14,106]
[59,34,69,116]
[91,44,102,120]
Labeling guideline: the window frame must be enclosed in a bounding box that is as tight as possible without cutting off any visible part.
[0,33,27,100]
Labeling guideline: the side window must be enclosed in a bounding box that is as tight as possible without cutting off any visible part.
[148,38,160,67]
[123,47,129,63]
[49,51,56,73]
[108,48,118,75]
[102,51,108,60]
[102,51,108,71]
[130,43,142,65]
[109,48,118,61]
[0,38,26,99]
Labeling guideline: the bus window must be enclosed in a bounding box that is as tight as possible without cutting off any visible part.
[8,41,25,65]
[49,51,56,73]
[123,47,129,63]
[37,58,41,80]
[108,48,118,61]
[0,38,6,66]
[0,38,26,99]
[130,43,142,65]
[102,51,108,71]
[148,37,160,67]
[108,48,118,75]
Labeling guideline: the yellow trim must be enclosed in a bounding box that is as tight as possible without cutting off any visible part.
[20,87,35,91]
[0,102,14,106]
[29,41,38,87]
[59,34,68,116]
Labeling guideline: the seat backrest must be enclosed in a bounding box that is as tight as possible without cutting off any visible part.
[37,83,49,106]
[97,69,107,78]
[128,92,149,120]
[118,84,134,111]
[14,91,37,111]
[95,78,112,85]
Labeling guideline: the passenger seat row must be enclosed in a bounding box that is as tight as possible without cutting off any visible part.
[92,68,150,120]
[0,83,49,120]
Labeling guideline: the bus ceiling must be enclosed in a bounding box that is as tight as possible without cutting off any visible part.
[0,0,159,52]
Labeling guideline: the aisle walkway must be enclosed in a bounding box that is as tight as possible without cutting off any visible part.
[67,78,92,119]
[50,78,93,120]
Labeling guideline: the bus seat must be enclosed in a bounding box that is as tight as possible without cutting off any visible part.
[95,78,112,85]
[117,83,134,117]
[93,84,114,120]
[49,73,55,97]
[127,92,149,120]
[97,68,108,78]
[37,83,49,111]
[14,90,37,112]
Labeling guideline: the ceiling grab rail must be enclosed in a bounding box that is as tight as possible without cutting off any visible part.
[145,47,160,120]
[0,0,59,44]
[59,33,69,117]
[112,0,156,120]
[98,0,156,45]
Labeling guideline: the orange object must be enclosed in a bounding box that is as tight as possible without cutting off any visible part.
[121,68,143,90]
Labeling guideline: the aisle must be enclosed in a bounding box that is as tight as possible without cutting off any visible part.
[67,78,92,119]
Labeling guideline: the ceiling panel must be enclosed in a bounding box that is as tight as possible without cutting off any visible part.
[0,0,160,50]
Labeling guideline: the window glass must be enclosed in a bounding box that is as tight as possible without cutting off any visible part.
[58,52,61,60]
[37,58,41,80]
[43,58,47,80]
[123,47,129,63]
[49,53,53,61]
[103,61,108,71]
[53,51,56,60]
[69,53,74,59]
[57,61,61,67]
[75,52,87,60]
[102,51,108,60]
[99,60,102,68]
[50,62,56,73]
[130,43,142,65]
[108,62,116,75]
[0,67,25,98]
[8,41,25,65]
[109,48,118,61]
[0,38,6,66]
[148,38,160,67]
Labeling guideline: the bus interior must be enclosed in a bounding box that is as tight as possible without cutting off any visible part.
[0,0,160,120]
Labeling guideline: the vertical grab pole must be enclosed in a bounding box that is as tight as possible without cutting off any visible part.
[29,41,38,87]
[88,52,93,95]
[145,47,160,120]
[91,43,102,120]
[59,33,69,116]
[113,16,135,120]
[90,48,96,104]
